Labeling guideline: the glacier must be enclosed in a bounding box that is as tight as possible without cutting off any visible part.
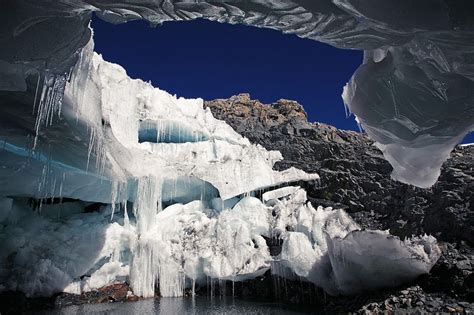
[1,0,473,188]
[0,33,442,300]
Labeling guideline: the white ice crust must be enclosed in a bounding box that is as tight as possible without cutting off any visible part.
[2,0,473,188]
[0,39,440,298]
[0,188,440,298]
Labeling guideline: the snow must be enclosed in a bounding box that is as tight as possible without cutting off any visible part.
[0,200,134,297]
[2,1,473,188]
[262,186,301,203]
[0,35,441,299]
[0,185,440,298]
[327,230,440,295]
[267,189,440,295]
[281,232,318,278]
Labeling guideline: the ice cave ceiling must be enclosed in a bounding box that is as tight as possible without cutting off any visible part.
[1,0,474,188]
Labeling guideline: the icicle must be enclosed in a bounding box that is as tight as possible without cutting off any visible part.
[130,175,164,298]
[32,72,41,114]
[110,181,118,221]
[130,240,159,298]
[58,172,65,204]
[49,176,56,204]
[158,263,185,297]
[123,202,130,227]
[37,164,47,214]
[133,175,162,235]
[86,127,95,172]
[85,126,107,175]
[35,149,57,215]
[33,72,67,150]
[57,172,66,219]
[343,101,351,118]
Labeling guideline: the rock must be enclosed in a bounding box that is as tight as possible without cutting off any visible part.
[54,283,134,306]
[456,260,471,270]
[205,94,474,313]
[205,95,473,245]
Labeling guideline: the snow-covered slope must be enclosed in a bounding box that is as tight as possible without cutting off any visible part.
[0,39,440,299]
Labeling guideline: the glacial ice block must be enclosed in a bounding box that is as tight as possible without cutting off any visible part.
[3,0,473,187]
[327,231,441,295]
[343,47,474,188]
[264,187,441,296]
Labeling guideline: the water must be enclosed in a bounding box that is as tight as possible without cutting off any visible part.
[36,297,312,314]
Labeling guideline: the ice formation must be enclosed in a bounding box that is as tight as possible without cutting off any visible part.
[0,34,441,298]
[1,1,473,188]
[0,0,460,298]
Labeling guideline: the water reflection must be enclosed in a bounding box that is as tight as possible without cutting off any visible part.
[37,296,312,314]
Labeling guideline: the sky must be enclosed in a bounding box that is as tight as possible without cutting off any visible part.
[92,16,473,143]
[91,16,362,131]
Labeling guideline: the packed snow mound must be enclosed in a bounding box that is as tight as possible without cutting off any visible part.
[1,1,474,187]
[269,188,441,295]
[0,187,441,298]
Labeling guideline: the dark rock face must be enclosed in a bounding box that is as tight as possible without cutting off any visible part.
[205,93,473,244]
[205,93,474,309]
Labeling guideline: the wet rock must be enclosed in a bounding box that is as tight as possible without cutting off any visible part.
[55,283,136,307]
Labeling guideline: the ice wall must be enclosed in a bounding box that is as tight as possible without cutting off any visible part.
[0,1,457,299]
[0,36,323,298]
[0,187,440,298]
[1,0,474,187]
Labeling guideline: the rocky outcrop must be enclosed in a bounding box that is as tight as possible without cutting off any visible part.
[55,283,138,306]
[205,93,474,308]
[205,93,473,244]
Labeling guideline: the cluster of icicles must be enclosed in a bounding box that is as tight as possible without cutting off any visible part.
[130,176,186,298]
[31,68,107,211]
[29,70,196,297]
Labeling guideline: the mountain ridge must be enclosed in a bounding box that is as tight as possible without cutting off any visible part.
[205,93,474,312]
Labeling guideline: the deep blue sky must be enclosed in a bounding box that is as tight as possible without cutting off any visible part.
[92,16,361,131]
[92,16,473,143]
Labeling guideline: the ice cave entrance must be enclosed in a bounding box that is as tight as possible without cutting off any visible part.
[138,119,209,144]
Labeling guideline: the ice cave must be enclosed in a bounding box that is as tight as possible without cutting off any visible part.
[0,1,473,313]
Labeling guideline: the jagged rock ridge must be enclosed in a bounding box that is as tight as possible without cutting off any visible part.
[205,93,474,310]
